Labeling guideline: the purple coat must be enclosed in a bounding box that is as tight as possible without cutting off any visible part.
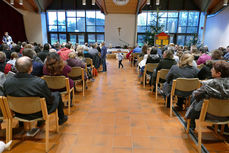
[43,65,74,89]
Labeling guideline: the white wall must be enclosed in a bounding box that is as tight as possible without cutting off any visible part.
[18,9,47,44]
[204,6,229,51]
[105,14,137,47]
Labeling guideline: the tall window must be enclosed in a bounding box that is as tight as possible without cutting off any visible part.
[47,10,105,45]
[137,11,200,46]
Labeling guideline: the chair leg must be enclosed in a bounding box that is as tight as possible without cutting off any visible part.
[220,124,225,135]
[7,119,12,150]
[83,80,85,96]
[186,119,190,133]
[155,84,158,100]
[143,74,145,88]
[68,94,71,115]
[198,123,202,153]
[170,96,173,117]
[55,110,59,133]
[45,118,49,153]
[165,96,167,106]
[214,124,218,134]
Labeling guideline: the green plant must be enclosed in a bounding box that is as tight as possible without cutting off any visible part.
[186,33,201,47]
[142,7,164,46]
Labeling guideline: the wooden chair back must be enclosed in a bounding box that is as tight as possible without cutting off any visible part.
[170,78,200,117]
[157,69,169,80]
[4,96,48,120]
[200,98,229,121]
[85,58,93,67]
[143,63,158,88]
[137,56,143,65]
[43,76,68,90]
[68,67,84,79]
[172,78,200,93]
[145,63,158,73]
[155,69,169,100]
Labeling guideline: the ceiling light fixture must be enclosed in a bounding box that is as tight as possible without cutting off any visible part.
[224,0,228,6]
[19,0,23,5]
[156,0,160,5]
[92,0,95,5]
[147,0,150,5]
[10,0,14,5]
[82,0,86,5]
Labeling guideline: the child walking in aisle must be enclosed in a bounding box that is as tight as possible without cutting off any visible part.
[117,51,124,68]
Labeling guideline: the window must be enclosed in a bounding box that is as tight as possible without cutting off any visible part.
[59,34,67,44]
[137,10,200,46]
[50,34,58,45]
[97,34,104,43]
[47,10,105,44]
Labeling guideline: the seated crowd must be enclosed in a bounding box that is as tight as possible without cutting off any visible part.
[0,41,105,129]
[131,43,229,133]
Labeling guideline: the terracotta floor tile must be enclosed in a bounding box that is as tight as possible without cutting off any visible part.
[132,148,154,153]
[112,136,132,148]
[115,125,131,136]
[93,134,113,147]
[131,127,151,137]
[96,125,115,135]
[132,136,154,148]
[112,148,132,153]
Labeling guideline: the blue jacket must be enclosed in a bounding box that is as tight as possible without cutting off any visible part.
[101,46,107,59]
[133,46,142,53]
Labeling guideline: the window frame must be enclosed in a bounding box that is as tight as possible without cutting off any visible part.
[137,10,201,46]
[46,10,105,45]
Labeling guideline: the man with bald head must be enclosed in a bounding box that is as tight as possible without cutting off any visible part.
[3,56,67,125]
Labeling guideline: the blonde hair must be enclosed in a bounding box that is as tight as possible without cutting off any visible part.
[24,44,33,49]
[68,52,77,59]
[77,46,84,52]
[179,53,194,67]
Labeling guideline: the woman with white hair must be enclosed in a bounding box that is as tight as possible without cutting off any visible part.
[162,53,199,108]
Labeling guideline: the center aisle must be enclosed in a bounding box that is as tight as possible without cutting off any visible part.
[51,59,196,153]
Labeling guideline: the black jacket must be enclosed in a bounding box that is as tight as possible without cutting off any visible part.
[156,58,177,72]
[38,50,49,62]
[3,73,56,120]
[4,73,53,105]
[146,54,160,64]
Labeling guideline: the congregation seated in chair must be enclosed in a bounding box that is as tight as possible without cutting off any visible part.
[3,56,67,125]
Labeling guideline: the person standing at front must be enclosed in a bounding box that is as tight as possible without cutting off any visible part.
[2,32,13,45]
[101,42,107,72]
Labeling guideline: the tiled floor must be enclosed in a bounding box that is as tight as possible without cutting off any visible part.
[3,59,229,153]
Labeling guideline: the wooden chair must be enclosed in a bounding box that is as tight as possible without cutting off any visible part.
[132,53,140,67]
[68,67,85,96]
[0,96,10,146]
[137,55,144,66]
[3,96,59,152]
[155,69,169,100]
[137,56,144,78]
[143,63,158,88]
[169,78,200,117]
[42,76,74,115]
[85,58,94,76]
[186,98,229,153]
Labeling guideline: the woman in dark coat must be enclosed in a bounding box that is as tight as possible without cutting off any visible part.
[152,50,177,90]
[162,53,199,107]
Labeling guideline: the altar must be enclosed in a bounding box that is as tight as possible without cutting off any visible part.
[107,48,130,59]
